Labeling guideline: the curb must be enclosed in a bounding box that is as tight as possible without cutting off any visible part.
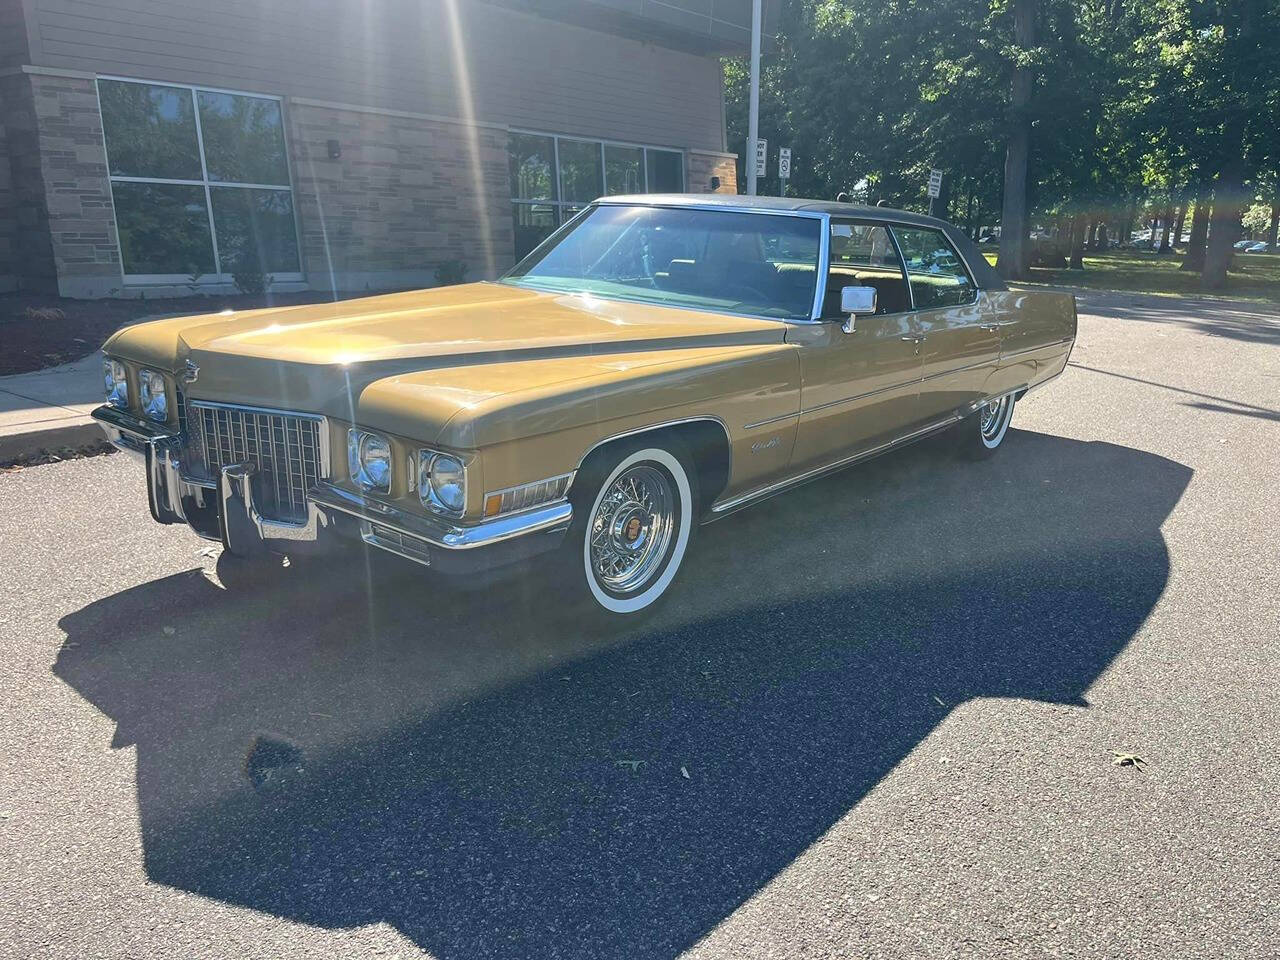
[0,418,107,465]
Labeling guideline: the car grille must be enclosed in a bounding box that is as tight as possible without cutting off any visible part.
[184,398,326,524]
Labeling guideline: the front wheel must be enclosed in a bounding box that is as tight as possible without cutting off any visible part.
[563,440,697,617]
[954,393,1015,459]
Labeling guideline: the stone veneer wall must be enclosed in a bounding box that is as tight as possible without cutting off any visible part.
[687,150,738,195]
[24,71,121,298]
[0,72,59,293]
[287,100,516,293]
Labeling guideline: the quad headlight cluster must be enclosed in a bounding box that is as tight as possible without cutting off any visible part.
[347,429,393,494]
[138,368,169,421]
[102,357,128,409]
[418,449,466,517]
[347,428,467,518]
[103,357,169,422]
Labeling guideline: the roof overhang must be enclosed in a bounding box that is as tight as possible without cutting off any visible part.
[489,0,777,56]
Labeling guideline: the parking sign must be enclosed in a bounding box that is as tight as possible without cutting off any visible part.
[754,138,768,178]
[927,168,943,198]
[779,147,792,180]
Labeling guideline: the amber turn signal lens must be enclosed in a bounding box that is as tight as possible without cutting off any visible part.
[484,494,503,517]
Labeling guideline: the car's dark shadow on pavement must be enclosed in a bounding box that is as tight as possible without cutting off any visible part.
[55,430,1191,959]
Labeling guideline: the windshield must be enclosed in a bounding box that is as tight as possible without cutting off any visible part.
[502,204,823,321]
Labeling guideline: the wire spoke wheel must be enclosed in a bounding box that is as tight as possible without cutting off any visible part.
[980,395,1011,445]
[588,463,677,596]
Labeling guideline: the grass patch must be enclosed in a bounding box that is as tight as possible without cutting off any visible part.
[979,249,1280,303]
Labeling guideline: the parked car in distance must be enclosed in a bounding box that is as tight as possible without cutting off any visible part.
[1234,239,1256,250]
[1243,241,1272,253]
[94,196,1077,617]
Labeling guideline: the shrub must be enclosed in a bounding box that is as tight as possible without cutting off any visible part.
[24,306,67,323]
[231,259,272,296]
[434,260,469,286]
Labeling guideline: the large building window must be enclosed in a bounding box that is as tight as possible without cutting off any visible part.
[509,131,684,260]
[98,78,301,283]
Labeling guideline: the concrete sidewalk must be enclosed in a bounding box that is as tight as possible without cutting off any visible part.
[0,352,107,461]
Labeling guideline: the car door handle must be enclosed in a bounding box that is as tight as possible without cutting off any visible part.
[901,335,926,343]
[979,322,1001,331]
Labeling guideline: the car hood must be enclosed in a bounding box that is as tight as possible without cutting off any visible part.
[105,282,790,434]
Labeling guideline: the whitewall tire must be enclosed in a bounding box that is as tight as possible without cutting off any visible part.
[573,444,695,615]
[956,393,1015,459]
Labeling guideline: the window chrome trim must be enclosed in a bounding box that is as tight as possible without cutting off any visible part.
[823,216,915,315]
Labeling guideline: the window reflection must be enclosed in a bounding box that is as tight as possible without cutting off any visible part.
[99,80,202,181]
[509,132,686,261]
[99,78,300,279]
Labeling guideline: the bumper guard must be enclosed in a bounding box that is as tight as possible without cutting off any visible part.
[93,404,572,572]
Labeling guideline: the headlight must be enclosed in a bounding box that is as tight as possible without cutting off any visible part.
[419,450,466,516]
[347,429,392,493]
[103,357,127,408]
[138,368,168,421]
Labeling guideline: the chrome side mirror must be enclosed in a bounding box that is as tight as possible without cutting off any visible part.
[839,285,877,333]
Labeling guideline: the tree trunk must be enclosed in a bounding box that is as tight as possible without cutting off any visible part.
[1203,2,1257,289]
[1180,199,1209,271]
[1121,210,1134,245]
[1267,202,1279,249]
[1069,213,1086,269]
[997,0,1035,282]
[1158,207,1174,253]
[1173,206,1187,247]
[1203,154,1246,289]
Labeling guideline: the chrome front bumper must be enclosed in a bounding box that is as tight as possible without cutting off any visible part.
[93,404,572,572]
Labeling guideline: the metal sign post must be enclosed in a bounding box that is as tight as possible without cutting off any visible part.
[927,168,943,216]
[778,147,791,196]
[746,0,763,196]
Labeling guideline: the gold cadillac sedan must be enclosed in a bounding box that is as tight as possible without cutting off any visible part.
[94,195,1076,616]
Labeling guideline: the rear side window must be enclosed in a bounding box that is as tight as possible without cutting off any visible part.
[891,226,977,310]
[822,221,911,316]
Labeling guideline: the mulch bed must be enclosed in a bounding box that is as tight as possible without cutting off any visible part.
[0,290,359,376]
[0,438,118,471]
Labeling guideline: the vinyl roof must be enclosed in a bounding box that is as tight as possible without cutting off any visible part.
[593,193,1008,291]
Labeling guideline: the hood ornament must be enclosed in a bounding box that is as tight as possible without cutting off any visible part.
[183,358,199,383]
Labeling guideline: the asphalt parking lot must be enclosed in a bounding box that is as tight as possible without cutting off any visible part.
[2,289,1277,960]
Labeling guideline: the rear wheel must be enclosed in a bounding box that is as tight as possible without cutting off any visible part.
[954,393,1015,459]
[563,440,697,617]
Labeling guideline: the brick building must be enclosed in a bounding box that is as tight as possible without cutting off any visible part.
[0,0,760,299]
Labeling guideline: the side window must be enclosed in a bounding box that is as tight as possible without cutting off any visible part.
[890,227,977,310]
[823,221,911,316]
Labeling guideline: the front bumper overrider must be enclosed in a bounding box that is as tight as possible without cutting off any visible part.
[92,404,572,574]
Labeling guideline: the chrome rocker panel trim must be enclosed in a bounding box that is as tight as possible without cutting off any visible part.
[707,412,965,519]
